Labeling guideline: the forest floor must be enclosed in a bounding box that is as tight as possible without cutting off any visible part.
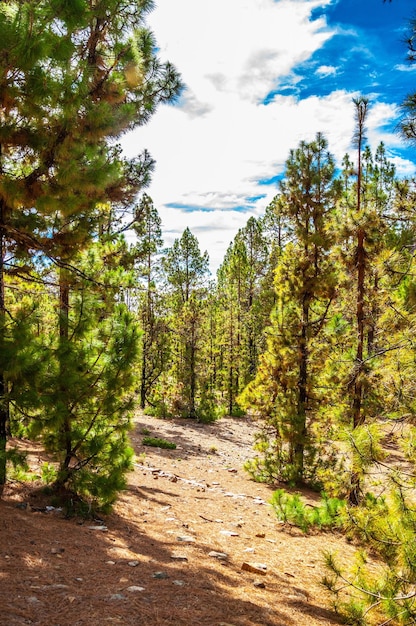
[0,412,362,626]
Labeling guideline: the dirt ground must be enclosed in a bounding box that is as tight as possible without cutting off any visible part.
[0,413,360,626]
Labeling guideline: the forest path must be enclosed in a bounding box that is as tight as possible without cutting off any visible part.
[0,413,356,626]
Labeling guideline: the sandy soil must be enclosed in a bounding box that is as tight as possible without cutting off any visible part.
[0,413,359,626]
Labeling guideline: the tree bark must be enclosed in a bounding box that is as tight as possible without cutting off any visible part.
[293,294,309,483]
[0,198,7,494]
[59,269,72,480]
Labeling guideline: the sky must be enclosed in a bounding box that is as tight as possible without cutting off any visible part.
[121,0,416,274]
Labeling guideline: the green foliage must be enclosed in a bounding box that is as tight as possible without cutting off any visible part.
[238,134,341,488]
[270,489,346,533]
[0,0,181,498]
[323,484,416,625]
[6,447,30,481]
[142,437,177,450]
[40,462,58,485]
[159,231,211,420]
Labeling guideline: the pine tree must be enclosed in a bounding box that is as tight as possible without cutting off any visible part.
[28,242,139,509]
[215,217,270,417]
[134,194,169,410]
[0,0,181,491]
[239,133,341,485]
[162,228,210,418]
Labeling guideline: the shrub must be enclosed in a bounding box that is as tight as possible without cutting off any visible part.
[142,437,177,450]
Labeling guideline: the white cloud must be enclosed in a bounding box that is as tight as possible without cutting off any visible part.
[121,0,413,273]
[316,64,337,77]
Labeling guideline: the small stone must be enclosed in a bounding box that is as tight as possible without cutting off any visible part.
[170,553,188,561]
[87,525,108,531]
[288,590,308,601]
[208,551,228,560]
[255,532,266,538]
[253,580,266,588]
[127,586,145,592]
[50,547,65,554]
[172,580,185,586]
[26,596,40,604]
[106,561,116,565]
[127,560,140,567]
[220,530,239,537]
[109,593,126,601]
[177,535,195,543]
[169,475,178,482]
[241,562,267,575]
[152,571,169,579]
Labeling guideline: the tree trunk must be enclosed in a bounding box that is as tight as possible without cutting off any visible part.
[352,227,366,430]
[59,269,72,481]
[349,97,369,505]
[0,198,7,494]
[189,325,197,418]
[293,295,309,483]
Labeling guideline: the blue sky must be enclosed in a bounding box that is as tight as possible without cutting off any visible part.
[122,0,416,272]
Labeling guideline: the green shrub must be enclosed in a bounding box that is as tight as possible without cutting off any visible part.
[270,489,346,533]
[142,437,177,450]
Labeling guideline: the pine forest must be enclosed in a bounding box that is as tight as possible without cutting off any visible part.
[2,2,416,625]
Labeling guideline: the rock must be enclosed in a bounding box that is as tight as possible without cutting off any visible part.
[220,530,239,537]
[108,593,126,601]
[177,535,195,542]
[127,560,140,567]
[170,553,188,561]
[172,580,186,586]
[255,533,266,538]
[288,590,308,602]
[106,561,116,565]
[253,580,266,588]
[26,596,40,604]
[241,562,267,575]
[87,525,108,531]
[208,551,228,560]
[152,571,169,579]
[127,586,145,592]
